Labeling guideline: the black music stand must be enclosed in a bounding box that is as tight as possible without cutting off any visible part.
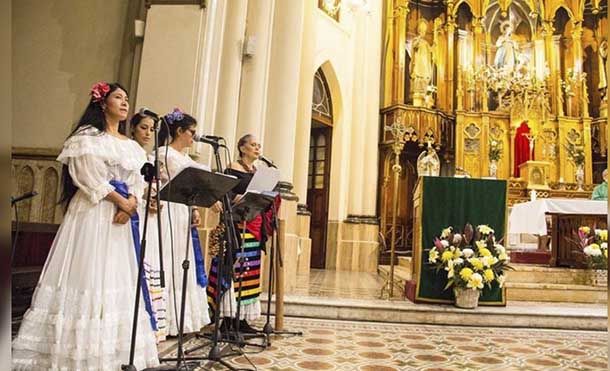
[155,166,239,371]
[183,191,276,354]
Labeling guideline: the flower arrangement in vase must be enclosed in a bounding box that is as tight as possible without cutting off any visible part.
[428,224,512,308]
[488,140,502,178]
[573,226,608,286]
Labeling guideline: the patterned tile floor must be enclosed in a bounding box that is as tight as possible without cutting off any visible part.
[159,317,608,371]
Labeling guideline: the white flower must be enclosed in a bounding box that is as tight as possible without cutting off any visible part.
[462,248,474,258]
[467,273,484,290]
[453,234,463,245]
[602,242,608,250]
[590,248,603,257]
[595,229,603,236]
[583,246,593,256]
[494,244,505,255]
[441,227,453,239]
[428,249,439,263]
[453,258,464,265]
[497,274,506,288]
[441,240,450,248]
[480,256,492,267]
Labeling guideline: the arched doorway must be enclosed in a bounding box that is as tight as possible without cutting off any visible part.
[308,68,333,269]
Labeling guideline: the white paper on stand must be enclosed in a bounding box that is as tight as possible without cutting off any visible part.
[247,166,280,193]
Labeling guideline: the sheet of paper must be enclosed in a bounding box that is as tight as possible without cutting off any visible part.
[247,166,280,193]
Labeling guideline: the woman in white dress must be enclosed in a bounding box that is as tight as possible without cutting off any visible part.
[12,82,159,370]
[156,108,211,336]
[130,113,168,342]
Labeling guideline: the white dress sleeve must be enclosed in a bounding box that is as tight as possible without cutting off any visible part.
[67,154,115,204]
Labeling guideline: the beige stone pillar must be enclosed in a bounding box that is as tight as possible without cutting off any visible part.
[263,0,306,331]
[235,0,275,141]
[292,0,315,204]
[263,0,305,183]
[212,0,249,154]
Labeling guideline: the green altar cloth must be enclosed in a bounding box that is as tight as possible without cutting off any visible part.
[415,176,507,305]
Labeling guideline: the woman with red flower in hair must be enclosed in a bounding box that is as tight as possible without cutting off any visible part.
[12,82,160,370]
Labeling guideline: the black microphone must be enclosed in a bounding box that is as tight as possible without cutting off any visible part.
[259,155,277,168]
[138,107,160,121]
[193,133,224,146]
[11,191,38,205]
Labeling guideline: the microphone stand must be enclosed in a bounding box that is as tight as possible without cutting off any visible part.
[121,117,172,371]
[167,140,252,371]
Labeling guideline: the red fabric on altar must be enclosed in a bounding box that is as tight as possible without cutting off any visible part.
[514,122,531,177]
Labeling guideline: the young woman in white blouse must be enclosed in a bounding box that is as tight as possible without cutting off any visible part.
[12,82,159,370]
[156,108,211,336]
[130,112,168,343]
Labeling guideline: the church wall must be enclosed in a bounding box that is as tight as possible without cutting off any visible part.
[312,3,382,272]
[12,0,128,150]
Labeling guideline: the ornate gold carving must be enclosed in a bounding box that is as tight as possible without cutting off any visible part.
[464,122,481,138]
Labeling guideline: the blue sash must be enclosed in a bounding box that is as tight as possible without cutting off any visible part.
[110,180,157,332]
[191,226,208,288]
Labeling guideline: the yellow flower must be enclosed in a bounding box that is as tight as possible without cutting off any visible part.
[467,273,484,290]
[579,226,591,234]
[600,230,608,241]
[479,248,492,257]
[475,240,486,251]
[460,267,474,281]
[483,269,495,282]
[453,248,462,259]
[478,225,494,235]
[469,258,484,271]
[605,250,608,258]
[590,243,601,250]
[498,252,508,261]
[441,250,454,262]
[428,249,439,263]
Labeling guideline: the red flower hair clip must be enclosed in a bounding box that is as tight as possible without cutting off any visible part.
[90,82,111,103]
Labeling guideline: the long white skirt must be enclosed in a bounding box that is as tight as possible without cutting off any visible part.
[12,192,159,370]
[162,201,210,335]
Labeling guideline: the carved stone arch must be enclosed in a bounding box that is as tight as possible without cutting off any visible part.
[41,167,60,223]
[16,165,35,222]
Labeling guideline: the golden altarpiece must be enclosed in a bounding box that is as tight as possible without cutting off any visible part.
[378,0,608,259]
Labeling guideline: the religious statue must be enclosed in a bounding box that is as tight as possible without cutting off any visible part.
[408,20,434,106]
[494,21,519,72]
[417,142,440,177]
[598,39,608,99]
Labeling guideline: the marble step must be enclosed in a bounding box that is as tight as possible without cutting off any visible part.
[377,265,411,292]
[507,264,592,285]
[262,294,607,331]
[506,282,607,304]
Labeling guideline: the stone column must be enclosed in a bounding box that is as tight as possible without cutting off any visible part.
[212,0,249,154]
[263,1,305,184]
[235,0,275,141]
[263,0,306,331]
[292,0,315,205]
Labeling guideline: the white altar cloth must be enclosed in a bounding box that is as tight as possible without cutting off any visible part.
[508,199,607,235]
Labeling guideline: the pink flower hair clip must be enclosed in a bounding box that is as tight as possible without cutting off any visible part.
[90,82,111,103]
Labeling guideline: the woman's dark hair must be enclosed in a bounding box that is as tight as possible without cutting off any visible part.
[129,113,147,136]
[158,112,197,146]
[237,134,253,158]
[59,82,128,208]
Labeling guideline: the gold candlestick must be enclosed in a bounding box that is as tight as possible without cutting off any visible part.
[380,113,407,299]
